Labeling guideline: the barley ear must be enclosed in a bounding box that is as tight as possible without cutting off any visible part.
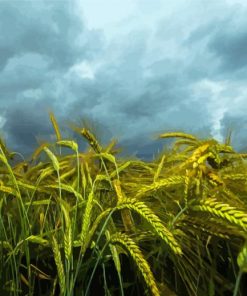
[43,147,60,172]
[80,189,95,243]
[159,132,197,141]
[51,236,65,295]
[111,232,160,296]
[49,111,62,141]
[81,128,102,153]
[60,200,72,261]
[192,198,247,232]
[237,241,247,272]
[116,198,182,255]
[113,179,135,232]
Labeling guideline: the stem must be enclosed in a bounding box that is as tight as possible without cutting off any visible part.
[233,270,243,296]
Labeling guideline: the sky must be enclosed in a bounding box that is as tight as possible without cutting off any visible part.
[0,0,247,160]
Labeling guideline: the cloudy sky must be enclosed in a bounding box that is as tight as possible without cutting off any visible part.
[0,0,247,160]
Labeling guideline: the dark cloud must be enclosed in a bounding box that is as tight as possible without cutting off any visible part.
[0,0,247,160]
[3,99,52,157]
[185,7,247,75]
[0,1,103,70]
[208,22,247,72]
[0,0,104,156]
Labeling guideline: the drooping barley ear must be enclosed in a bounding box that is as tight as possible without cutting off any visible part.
[110,232,160,296]
[158,132,197,141]
[194,143,211,157]
[113,179,134,232]
[179,143,211,170]
[43,147,60,172]
[135,176,185,198]
[56,140,78,153]
[49,111,62,142]
[81,128,102,153]
[192,198,247,232]
[116,198,182,255]
[51,236,65,295]
[26,235,49,246]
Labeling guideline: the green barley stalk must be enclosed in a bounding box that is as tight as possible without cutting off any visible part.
[0,147,32,290]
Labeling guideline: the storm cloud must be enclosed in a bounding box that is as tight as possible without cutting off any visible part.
[0,0,247,160]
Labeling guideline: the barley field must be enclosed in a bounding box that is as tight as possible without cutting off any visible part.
[0,112,246,296]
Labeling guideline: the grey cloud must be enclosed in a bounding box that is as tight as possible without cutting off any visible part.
[0,53,49,94]
[221,113,247,152]
[209,29,247,72]
[0,1,103,71]
[0,0,105,157]
[184,7,247,74]
[4,99,52,157]
[1,0,247,161]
